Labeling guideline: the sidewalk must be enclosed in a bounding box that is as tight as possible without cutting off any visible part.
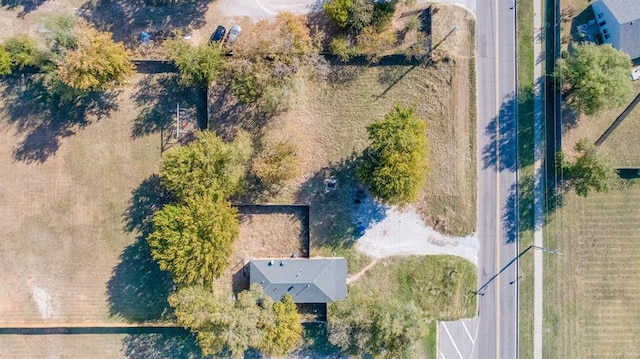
[532,0,544,357]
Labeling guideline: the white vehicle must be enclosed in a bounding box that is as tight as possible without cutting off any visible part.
[227,25,242,43]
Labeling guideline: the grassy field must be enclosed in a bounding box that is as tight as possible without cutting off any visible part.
[544,58,640,357]
[515,0,536,356]
[343,255,476,357]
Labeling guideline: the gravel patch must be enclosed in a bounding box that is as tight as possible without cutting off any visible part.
[355,204,479,266]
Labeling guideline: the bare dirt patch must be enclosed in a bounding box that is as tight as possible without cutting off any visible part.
[213,205,310,295]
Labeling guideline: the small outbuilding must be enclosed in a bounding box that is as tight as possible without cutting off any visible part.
[249,258,347,303]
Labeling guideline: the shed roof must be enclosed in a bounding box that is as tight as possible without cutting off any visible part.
[249,258,347,303]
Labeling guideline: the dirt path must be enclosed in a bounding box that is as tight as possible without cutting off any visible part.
[346,258,379,284]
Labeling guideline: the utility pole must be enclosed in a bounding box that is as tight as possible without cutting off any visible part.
[475,245,562,296]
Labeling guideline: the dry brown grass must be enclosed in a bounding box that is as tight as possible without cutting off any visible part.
[546,81,640,358]
[214,205,310,295]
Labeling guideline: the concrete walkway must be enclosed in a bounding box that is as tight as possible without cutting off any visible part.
[532,0,544,356]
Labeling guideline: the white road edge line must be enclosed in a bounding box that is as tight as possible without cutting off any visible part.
[462,320,475,344]
[442,322,464,359]
[441,352,447,359]
[470,319,481,357]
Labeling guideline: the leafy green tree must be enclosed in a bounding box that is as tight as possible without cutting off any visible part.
[330,36,358,62]
[40,14,77,54]
[328,295,424,358]
[231,72,263,104]
[260,294,304,356]
[347,0,374,31]
[562,138,616,197]
[0,46,11,75]
[164,38,225,87]
[252,141,302,187]
[159,130,252,201]
[57,22,133,90]
[171,284,301,358]
[3,34,48,69]
[323,0,352,28]
[371,0,397,32]
[357,104,428,205]
[147,196,239,285]
[557,43,633,115]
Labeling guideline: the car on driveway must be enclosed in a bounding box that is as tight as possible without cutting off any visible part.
[210,25,226,42]
[227,25,242,43]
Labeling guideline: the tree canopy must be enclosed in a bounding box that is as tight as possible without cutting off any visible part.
[560,139,616,197]
[0,46,10,75]
[328,295,424,358]
[147,196,239,285]
[56,22,133,91]
[164,39,225,87]
[3,34,48,70]
[159,131,252,201]
[169,284,302,358]
[357,104,428,206]
[557,43,633,115]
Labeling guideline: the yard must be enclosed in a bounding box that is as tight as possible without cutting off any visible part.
[544,64,640,358]
[0,2,478,358]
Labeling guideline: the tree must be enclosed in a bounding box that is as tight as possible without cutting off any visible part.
[557,43,633,115]
[3,34,48,69]
[40,14,77,55]
[328,295,424,358]
[357,104,428,206]
[147,196,239,285]
[323,0,352,28]
[259,294,304,356]
[347,0,374,32]
[170,284,301,358]
[330,36,358,62]
[371,0,397,32]
[164,38,225,87]
[252,141,302,187]
[56,22,133,91]
[356,26,397,63]
[159,130,252,201]
[0,46,11,75]
[562,138,616,197]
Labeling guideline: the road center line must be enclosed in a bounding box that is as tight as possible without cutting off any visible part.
[442,322,464,359]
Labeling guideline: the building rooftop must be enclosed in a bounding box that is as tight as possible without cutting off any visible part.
[249,258,347,303]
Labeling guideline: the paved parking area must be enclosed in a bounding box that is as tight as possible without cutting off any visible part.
[439,318,479,359]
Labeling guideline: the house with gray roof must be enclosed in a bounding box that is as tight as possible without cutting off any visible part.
[249,258,347,303]
[592,0,640,59]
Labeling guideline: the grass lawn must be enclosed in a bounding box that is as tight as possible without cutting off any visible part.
[515,0,536,356]
[544,73,640,358]
[347,255,477,321]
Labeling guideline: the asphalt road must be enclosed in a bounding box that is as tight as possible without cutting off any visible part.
[440,0,520,357]
[474,0,520,358]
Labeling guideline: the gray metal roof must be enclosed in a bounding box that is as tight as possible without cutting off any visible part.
[249,258,347,303]
[601,0,640,25]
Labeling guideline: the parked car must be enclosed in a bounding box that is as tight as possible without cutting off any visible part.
[210,25,226,42]
[227,25,242,43]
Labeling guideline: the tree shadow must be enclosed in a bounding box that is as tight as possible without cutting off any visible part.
[295,154,388,250]
[122,331,202,359]
[294,322,342,358]
[132,74,206,140]
[0,74,120,163]
[1,0,48,16]
[502,173,563,242]
[78,0,211,47]
[108,174,175,322]
[482,92,520,172]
